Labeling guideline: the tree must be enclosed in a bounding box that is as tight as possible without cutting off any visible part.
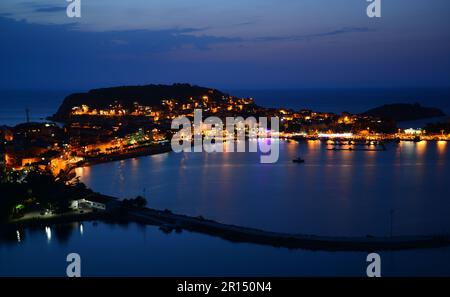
[24,170,76,213]
[134,196,147,208]
[0,164,6,184]
[122,196,147,209]
[0,183,28,222]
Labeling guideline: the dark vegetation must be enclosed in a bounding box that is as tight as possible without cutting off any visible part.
[52,83,233,120]
[424,120,450,134]
[363,103,445,122]
[0,170,91,223]
[122,196,147,209]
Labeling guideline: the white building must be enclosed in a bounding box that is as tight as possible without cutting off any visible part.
[71,195,117,211]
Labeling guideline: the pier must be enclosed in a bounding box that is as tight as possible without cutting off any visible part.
[127,207,450,252]
[5,201,450,252]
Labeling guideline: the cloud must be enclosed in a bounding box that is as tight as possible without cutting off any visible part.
[20,2,67,13]
[233,21,256,27]
[175,27,211,34]
[255,27,375,42]
[0,16,238,55]
[34,6,66,13]
[0,16,242,88]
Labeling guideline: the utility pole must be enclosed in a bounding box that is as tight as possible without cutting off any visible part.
[390,209,395,238]
[25,108,30,123]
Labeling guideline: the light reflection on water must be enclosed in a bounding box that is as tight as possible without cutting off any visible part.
[75,141,450,237]
[437,141,447,155]
[3,140,446,276]
[1,220,450,277]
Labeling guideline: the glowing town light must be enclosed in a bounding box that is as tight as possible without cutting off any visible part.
[291,132,307,137]
[45,226,52,242]
[404,128,422,135]
[16,230,21,243]
[317,133,353,138]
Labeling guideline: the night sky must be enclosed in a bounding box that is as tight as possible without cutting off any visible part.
[1,0,450,89]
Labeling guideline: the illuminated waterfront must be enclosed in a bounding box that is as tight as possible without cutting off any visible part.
[2,91,450,276]
[76,140,450,236]
[2,140,450,276]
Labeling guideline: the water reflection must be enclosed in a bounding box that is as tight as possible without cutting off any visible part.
[398,141,414,157]
[307,139,321,150]
[415,141,427,157]
[45,226,51,242]
[0,221,140,247]
[437,141,447,155]
[73,141,450,237]
[75,166,91,183]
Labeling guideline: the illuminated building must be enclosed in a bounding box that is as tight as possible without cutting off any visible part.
[404,128,423,135]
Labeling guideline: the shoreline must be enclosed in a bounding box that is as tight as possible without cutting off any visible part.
[59,143,173,176]
[3,139,450,252]
[78,143,172,168]
[4,211,115,231]
[69,137,448,172]
[4,202,450,252]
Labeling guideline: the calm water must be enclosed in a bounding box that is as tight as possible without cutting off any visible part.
[2,221,450,277]
[0,89,73,126]
[1,90,450,276]
[77,141,450,236]
[2,141,450,276]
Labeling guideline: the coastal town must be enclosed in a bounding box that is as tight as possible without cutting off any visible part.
[1,84,449,227]
[1,85,449,177]
[2,0,450,281]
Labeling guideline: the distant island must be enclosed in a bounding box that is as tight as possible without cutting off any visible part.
[362,103,446,122]
[51,83,247,122]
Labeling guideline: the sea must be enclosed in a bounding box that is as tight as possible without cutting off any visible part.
[1,88,450,276]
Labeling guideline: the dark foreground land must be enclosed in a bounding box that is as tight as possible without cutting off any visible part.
[4,195,450,252]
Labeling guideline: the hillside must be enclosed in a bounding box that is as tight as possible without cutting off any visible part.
[52,83,231,121]
[362,103,445,122]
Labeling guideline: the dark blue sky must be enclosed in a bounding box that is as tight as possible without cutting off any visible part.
[1,0,450,89]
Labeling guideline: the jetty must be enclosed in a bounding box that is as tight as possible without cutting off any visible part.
[5,194,449,252]
[127,208,450,251]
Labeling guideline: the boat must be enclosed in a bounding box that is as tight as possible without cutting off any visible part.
[292,157,305,163]
[159,224,174,233]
